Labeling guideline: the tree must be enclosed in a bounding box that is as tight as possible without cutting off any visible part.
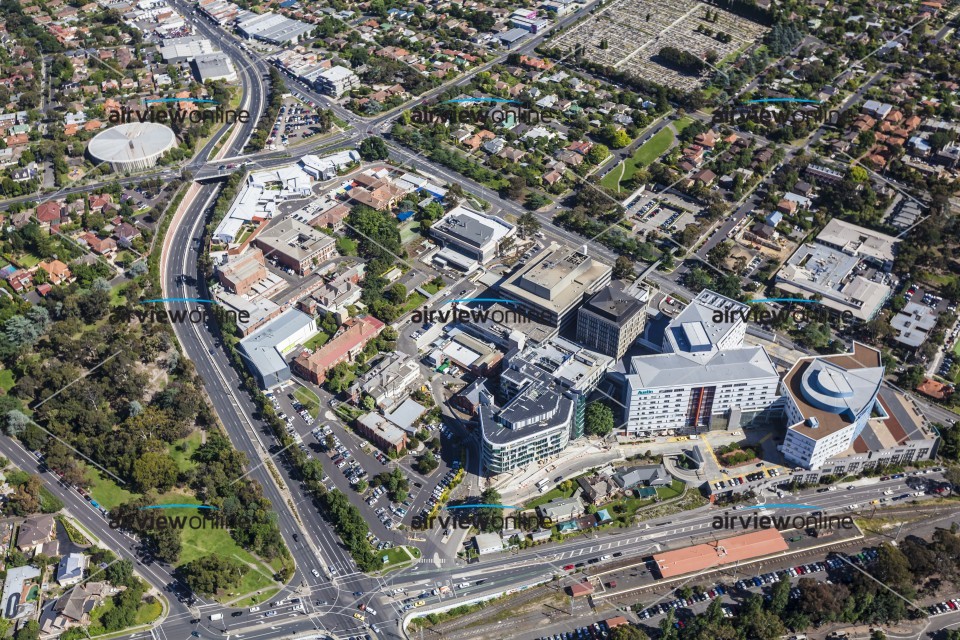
[131,452,179,493]
[179,554,247,596]
[476,488,503,531]
[585,402,615,437]
[944,466,960,496]
[517,211,541,239]
[613,255,634,280]
[355,479,368,492]
[14,620,40,640]
[359,136,389,161]
[605,126,631,149]
[326,361,354,394]
[587,143,610,165]
[415,451,439,474]
[504,176,526,199]
[4,410,30,437]
[6,475,41,516]
[524,193,551,210]
[610,625,648,640]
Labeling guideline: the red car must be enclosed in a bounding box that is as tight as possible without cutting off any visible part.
[563,565,575,571]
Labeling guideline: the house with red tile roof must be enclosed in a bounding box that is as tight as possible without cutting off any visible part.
[38,259,71,285]
[36,201,62,228]
[80,232,116,255]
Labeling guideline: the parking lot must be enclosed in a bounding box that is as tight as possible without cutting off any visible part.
[620,547,880,633]
[266,97,333,150]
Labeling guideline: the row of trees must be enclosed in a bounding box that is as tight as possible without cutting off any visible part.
[246,68,287,152]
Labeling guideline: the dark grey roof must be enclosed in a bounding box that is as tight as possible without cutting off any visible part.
[434,213,494,248]
[582,281,643,323]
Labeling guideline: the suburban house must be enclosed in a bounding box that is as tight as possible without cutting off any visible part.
[38,259,72,285]
[613,464,671,490]
[16,514,55,554]
[536,496,585,523]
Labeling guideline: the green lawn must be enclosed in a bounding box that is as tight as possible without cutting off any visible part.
[600,127,675,192]
[303,331,330,350]
[399,292,427,316]
[525,481,580,509]
[149,494,278,596]
[85,467,139,510]
[423,281,443,295]
[15,254,40,268]
[336,237,358,256]
[0,369,14,392]
[169,431,203,473]
[656,479,685,500]
[293,385,321,419]
[673,116,695,134]
[135,599,163,625]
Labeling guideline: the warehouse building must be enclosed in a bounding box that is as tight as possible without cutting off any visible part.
[239,309,318,389]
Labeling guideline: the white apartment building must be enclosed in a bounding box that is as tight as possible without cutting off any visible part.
[624,290,780,434]
[779,342,885,469]
[315,66,360,97]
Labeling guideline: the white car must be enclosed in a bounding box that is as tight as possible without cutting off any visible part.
[312,569,320,578]
[249,606,260,613]
[456,582,470,589]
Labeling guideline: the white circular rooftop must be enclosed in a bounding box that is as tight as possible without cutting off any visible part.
[87,122,176,166]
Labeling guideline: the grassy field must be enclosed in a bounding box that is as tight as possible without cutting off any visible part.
[85,467,139,510]
[423,281,443,295]
[89,597,164,634]
[0,369,14,392]
[600,127,675,192]
[400,220,422,245]
[169,431,203,473]
[656,479,685,500]
[294,385,321,419]
[149,493,278,596]
[673,116,695,134]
